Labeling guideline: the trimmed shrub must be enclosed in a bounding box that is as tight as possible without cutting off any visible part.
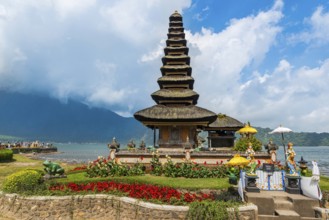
[2,169,46,194]
[233,136,263,152]
[187,200,240,220]
[0,149,13,162]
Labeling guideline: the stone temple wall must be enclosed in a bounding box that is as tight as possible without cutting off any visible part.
[0,192,258,220]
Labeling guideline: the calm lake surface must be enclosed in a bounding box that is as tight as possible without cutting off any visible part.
[37,143,329,176]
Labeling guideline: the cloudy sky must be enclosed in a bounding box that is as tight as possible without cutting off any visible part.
[0,0,329,132]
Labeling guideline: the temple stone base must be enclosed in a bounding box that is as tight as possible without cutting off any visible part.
[115,150,270,165]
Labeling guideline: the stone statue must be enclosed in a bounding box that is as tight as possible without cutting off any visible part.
[108,137,120,151]
[247,160,257,175]
[265,139,278,163]
[139,140,146,150]
[312,161,320,181]
[43,160,65,176]
[127,140,136,149]
[245,142,255,160]
[286,142,297,175]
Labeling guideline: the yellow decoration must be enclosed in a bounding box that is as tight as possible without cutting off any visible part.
[227,154,250,166]
[238,124,258,134]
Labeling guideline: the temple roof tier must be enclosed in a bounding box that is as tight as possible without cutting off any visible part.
[169,27,184,33]
[169,21,183,27]
[167,32,185,39]
[157,75,194,84]
[151,89,198,104]
[205,114,244,131]
[166,39,186,47]
[160,65,192,76]
[169,11,183,21]
[164,46,188,55]
[134,105,217,124]
[162,55,190,65]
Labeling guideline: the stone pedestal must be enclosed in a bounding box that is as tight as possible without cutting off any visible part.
[245,174,260,193]
[285,175,301,194]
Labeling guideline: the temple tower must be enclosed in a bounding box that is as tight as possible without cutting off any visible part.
[134,11,217,150]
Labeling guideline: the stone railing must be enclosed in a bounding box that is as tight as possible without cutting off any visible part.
[0,192,258,220]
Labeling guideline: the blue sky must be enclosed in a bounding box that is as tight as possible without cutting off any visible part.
[0,0,329,132]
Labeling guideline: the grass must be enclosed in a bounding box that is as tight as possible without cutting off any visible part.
[319,176,329,191]
[58,172,231,190]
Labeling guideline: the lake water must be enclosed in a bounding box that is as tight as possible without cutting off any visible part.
[37,143,329,176]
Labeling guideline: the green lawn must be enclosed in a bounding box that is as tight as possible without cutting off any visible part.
[58,172,231,190]
[319,176,329,191]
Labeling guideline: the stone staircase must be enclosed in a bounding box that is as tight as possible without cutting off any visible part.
[244,191,322,220]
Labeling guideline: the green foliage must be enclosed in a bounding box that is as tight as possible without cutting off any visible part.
[187,200,239,220]
[162,156,228,178]
[234,136,262,151]
[150,151,162,176]
[255,127,329,146]
[0,149,13,162]
[319,176,329,191]
[86,156,145,178]
[2,169,46,194]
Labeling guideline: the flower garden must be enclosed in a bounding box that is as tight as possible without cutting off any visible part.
[1,150,329,219]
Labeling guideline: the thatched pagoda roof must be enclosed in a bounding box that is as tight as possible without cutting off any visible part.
[157,75,194,82]
[151,89,198,99]
[134,105,217,124]
[206,114,243,131]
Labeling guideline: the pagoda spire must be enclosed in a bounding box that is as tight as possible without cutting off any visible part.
[154,11,198,106]
[134,11,216,149]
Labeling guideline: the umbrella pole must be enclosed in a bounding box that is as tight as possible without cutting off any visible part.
[281,133,287,160]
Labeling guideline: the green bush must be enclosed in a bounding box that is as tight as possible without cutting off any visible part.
[187,200,239,220]
[162,156,228,178]
[86,156,145,178]
[234,136,262,152]
[0,149,13,162]
[2,169,46,194]
[150,151,162,176]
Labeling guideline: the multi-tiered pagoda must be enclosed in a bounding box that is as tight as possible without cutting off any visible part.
[134,11,217,150]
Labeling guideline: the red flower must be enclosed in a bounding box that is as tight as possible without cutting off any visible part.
[140,156,144,161]
[49,181,213,204]
[204,161,207,165]
[216,161,219,165]
[258,160,261,165]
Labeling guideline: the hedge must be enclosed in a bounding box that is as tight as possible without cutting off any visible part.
[0,149,13,162]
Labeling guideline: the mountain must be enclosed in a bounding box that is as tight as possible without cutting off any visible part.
[254,127,329,146]
[0,91,150,143]
[1,91,328,146]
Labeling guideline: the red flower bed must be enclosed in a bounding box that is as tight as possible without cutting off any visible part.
[49,181,214,203]
[71,165,87,171]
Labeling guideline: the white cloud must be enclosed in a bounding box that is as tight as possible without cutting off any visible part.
[185,0,283,115]
[289,6,329,45]
[234,58,329,132]
[0,0,192,115]
[1,0,329,133]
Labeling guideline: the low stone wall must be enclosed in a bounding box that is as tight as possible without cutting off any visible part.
[0,192,258,220]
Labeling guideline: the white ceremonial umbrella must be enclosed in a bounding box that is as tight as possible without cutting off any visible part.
[269,125,292,160]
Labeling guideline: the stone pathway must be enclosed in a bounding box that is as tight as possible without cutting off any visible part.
[244,190,326,219]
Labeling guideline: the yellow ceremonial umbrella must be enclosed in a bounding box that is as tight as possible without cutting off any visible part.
[238,123,258,134]
[227,154,250,166]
